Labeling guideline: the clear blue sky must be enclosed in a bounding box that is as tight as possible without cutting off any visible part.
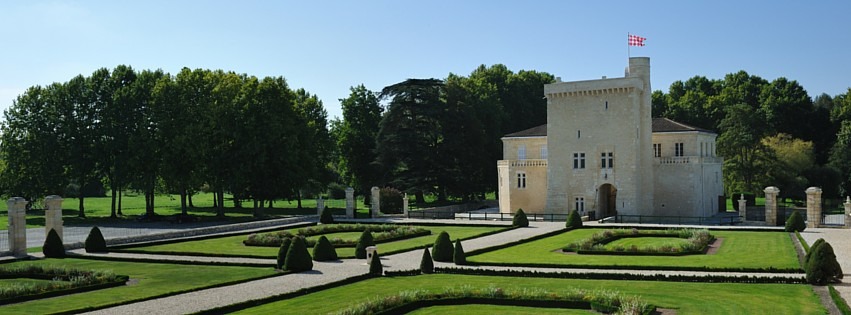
[2,1,849,120]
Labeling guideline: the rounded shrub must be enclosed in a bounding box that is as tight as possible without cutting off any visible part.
[805,238,826,265]
[276,238,293,270]
[453,239,466,265]
[566,210,583,229]
[284,236,313,272]
[43,228,65,258]
[312,235,338,261]
[432,231,454,262]
[355,230,375,259]
[805,239,843,285]
[513,209,529,227]
[420,248,434,274]
[379,187,404,214]
[784,210,806,232]
[369,251,383,276]
[85,226,108,253]
[319,208,335,224]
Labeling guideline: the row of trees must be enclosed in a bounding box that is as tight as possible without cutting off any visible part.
[334,65,553,203]
[652,71,851,199]
[0,66,332,217]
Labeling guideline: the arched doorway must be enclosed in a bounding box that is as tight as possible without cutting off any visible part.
[598,184,617,218]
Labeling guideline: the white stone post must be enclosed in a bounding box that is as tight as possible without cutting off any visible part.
[316,197,325,216]
[738,194,747,221]
[764,187,779,226]
[844,196,851,229]
[805,187,823,228]
[370,187,380,218]
[7,197,28,257]
[345,187,355,218]
[403,193,409,216]
[44,195,64,242]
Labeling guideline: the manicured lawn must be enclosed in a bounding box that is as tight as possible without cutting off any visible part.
[603,236,690,250]
[468,228,800,270]
[121,225,508,259]
[408,304,594,314]
[0,278,57,288]
[0,258,275,314]
[233,274,824,314]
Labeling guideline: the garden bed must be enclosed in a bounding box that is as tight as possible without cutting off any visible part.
[243,224,430,247]
[562,228,715,256]
[0,265,129,305]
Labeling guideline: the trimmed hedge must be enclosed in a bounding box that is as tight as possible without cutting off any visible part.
[829,285,851,315]
[566,210,582,229]
[0,265,128,305]
[420,248,434,274]
[43,228,65,258]
[562,228,714,255]
[284,237,313,272]
[355,230,375,259]
[464,260,803,274]
[453,239,466,265]
[806,239,843,285]
[312,235,338,261]
[785,210,806,232]
[319,208,335,224]
[276,238,292,270]
[512,209,529,227]
[369,251,383,276]
[85,226,108,253]
[432,231,454,262]
[245,224,429,248]
[429,267,807,284]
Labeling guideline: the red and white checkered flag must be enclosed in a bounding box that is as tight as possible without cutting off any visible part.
[628,34,646,46]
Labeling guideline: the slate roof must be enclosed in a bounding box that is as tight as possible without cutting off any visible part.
[503,118,714,138]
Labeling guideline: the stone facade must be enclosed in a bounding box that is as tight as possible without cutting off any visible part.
[498,57,724,218]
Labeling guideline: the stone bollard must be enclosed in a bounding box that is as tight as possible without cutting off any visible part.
[805,187,822,228]
[845,196,851,229]
[345,187,355,218]
[44,195,64,242]
[316,197,325,216]
[366,246,377,264]
[371,187,380,218]
[738,194,747,221]
[764,187,779,226]
[403,193,409,217]
[7,197,28,257]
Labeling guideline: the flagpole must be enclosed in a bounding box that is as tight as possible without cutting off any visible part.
[627,32,631,59]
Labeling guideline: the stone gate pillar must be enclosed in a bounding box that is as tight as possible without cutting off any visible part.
[764,187,779,226]
[7,197,28,257]
[316,197,325,216]
[738,194,747,221]
[844,196,851,229]
[403,193,409,217]
[44,195,64,242]
[370,187,380,218]
[345,187,355,218]
[805,187,823,228]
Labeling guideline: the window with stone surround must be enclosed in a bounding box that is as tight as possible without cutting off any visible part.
[675,142,684,157]
[575,197,585,213]
[540,145,548,159]
[601,152,613,169]
[653,143,661,157]
[573,152,585,169]
[516,172,526,189]
[518,144,526,160]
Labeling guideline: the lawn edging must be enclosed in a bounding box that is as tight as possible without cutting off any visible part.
[463,260,803,273]
[465,227,571,257]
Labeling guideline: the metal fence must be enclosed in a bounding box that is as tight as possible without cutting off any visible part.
[406,210,568,222]
[610,214,742,225]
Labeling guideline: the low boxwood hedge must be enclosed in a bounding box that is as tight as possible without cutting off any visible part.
[562,228,714,256]
[244,224,430,248]
[0,265,129,305]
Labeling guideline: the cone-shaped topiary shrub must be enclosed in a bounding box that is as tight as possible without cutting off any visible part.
[785,210,806,232]
[312,235,338,261]
[806,239,843,285]
[805,238,825,265]
[276,238,293,270]
[420,248,434,274]
[43,228,65,258]
[319,208,334,224]
[513,209,529,227]
[432,231,454,262]
[566,210,583,229]
[284,236,313,272]
[369,251,383,276]
[355,230,375,259]
[85,226,108,253]
[453,239,466,265]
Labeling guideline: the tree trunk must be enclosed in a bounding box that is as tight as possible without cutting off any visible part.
[297,190,303,209]
[110,184,118,218]
[180,188,188,215]
[188,193,195,208]
[216,188,225,217]
[117,189,123,216]
[416,190,425,205]
[268,199,273,209]
[78,195,86,218]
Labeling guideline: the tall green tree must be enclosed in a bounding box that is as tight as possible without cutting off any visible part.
[829,120,851,196]
[717,103,772,194]
[337,85,383,196]
[103,65,138,217]
[293,88,333,207]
